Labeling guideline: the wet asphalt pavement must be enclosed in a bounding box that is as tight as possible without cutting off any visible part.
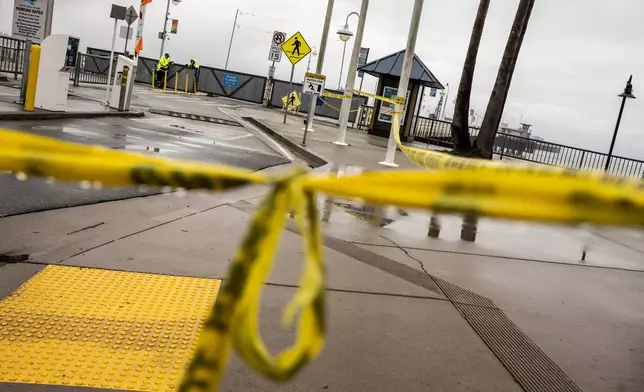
[0,112,289,216]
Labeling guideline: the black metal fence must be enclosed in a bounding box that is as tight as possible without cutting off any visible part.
[0,35,26,79]
[412,116,644,178]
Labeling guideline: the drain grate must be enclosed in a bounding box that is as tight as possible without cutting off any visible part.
[434,277,582,392]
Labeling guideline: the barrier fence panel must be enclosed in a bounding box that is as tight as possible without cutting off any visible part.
[198,67,266,104]
[0,35,26,79]
[270,80,367,122]
[412,116,644,178]
[72,53,118,85]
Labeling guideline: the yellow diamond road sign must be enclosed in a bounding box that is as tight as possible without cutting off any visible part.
[282,91,301,111]
[281,32,311,65]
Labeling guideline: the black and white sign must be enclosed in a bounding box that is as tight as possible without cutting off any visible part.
[268,65,275,78]
[303,72,326,96]
[272,31,286,45]
[268,44,282,62]
[125,6,138,26]
[12,0,49,40]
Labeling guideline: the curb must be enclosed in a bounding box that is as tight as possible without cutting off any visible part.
[0,110,145,121]
[242,117,328,168]
[149,109,242,127]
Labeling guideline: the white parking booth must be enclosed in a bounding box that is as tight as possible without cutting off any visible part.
[34,34,80,112]
[108,55,137,111]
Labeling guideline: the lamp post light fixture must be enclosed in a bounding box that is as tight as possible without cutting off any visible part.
[337,12,358,89]
[307,46,318,74]
[605,75,636,172]
[159,0,183,58]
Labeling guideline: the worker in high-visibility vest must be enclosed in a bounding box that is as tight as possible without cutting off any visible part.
[185,58,199,93]
[155,53,173,88]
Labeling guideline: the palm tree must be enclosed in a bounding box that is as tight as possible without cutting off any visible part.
[476,0,536,158]
[450,0,490,156]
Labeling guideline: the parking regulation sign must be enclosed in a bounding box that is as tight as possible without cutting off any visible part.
[272,31,286,45]
[303,72,326,96]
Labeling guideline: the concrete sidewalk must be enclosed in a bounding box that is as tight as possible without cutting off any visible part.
[0,167,521,392]
[235,105,644,392]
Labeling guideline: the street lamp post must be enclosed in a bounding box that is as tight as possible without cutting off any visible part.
[159,0,182,59]
[605,75,636,172]
[337,12,358,90]
[334,2,369,146]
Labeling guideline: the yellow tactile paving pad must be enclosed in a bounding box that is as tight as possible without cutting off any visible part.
[0,265,221,391]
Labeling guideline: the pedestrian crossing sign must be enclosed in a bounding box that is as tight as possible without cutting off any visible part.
[282,91,302,111]
[281,32,311,65]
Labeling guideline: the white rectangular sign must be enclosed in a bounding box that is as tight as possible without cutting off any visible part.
[119,25,133,40]
[303,72,326,96]
[268,44,282,62]
[12,0,49,41]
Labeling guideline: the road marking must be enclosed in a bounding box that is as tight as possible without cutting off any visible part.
[0,265,221,391]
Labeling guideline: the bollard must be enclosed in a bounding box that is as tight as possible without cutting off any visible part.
[24,44,41,112]
[460,213,478,242]
[151,72,155,91]
[427,215,441,238]
[185,73,189,94]
[19,39,32,104]
[174,72,178,93]
[118,66,129,112]
[163,72,167,91]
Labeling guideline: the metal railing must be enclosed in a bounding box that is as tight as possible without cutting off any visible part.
[412,116,644,178]
[0,35,26,79]
[354,105,373,129]
[413,116,481,147]
[73,53,118,86]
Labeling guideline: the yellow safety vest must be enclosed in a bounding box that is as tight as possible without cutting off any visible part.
[187,59,199,69]
[157,57,171,71]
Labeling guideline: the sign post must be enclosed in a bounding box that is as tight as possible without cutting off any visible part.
[12,0,50,41]
[301,72,326,145]
[263,31,286,107]
[281,32,312,124]
[123,5,138,54]
[106,4,126,104]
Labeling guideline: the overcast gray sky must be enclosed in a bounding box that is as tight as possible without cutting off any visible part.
[1,0,642,159]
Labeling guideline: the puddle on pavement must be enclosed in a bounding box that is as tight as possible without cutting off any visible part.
[23,125,101,138]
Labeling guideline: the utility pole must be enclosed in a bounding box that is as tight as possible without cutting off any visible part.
[225,9,239,70]
[303,0,335,134]
[44,0,55,38]
[159,0,171,58]
[335,0,369,146]
[380,0,424,167]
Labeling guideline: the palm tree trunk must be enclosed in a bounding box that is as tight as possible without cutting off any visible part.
[476,0,536,158]
[450,0,490,155]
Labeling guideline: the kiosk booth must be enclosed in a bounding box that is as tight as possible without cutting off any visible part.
[357,50,444,140]
[35,34,80,112]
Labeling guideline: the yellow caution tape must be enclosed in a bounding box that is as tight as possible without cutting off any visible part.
[1,103,644,392]
[317,97,360,113]
[322,91,352,100]
[351,89,399,105]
